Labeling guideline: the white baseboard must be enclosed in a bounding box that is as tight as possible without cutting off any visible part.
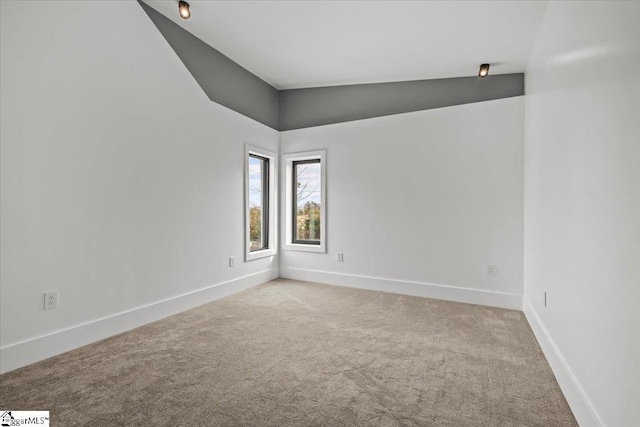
[280,267,522,310]
[522,296,605,427]
[0,268,278,374]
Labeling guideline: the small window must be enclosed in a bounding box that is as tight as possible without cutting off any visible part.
[292,159,321,245]
[283,150,326,253]
[245,145,276,261]
[249,154,269,251]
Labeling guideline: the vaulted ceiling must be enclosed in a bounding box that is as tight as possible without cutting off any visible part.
[141,1,548,89]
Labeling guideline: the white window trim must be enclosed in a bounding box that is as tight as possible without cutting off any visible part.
[245,144,277,261]
[282,150,326,253]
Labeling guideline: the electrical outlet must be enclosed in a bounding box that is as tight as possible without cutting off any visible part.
[544,292,547,307]
[229,257,234,267]
[486,265,498,276]
[44,291,58,310]
[337,253,344,262]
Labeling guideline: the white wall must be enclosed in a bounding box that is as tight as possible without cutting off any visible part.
[523,2,640,426]
[280,97,525,309]
[0,0,278,373]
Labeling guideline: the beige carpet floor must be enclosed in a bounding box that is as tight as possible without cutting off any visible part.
[0,279,576,426]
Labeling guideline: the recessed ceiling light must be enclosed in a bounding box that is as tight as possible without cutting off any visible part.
[178,1,191,19]
[478,64,490,78]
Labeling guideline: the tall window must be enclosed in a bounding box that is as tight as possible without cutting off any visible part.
[245,145,276,261]
[248,154,269,251]
[283,150,326,253]
[292,159,321,244]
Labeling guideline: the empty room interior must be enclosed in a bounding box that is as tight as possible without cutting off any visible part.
[1,0,638,426]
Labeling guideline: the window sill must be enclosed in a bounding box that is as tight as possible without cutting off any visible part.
[283,243,325,253]
[246,248,276,261]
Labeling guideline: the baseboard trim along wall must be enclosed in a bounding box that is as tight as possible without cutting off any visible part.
[280,267,522,310]
[522,297,605,427]
[0,268,279,374]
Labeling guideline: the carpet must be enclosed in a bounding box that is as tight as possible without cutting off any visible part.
[0,279,576,426]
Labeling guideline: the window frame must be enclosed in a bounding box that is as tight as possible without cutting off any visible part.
[291,159,322,245]
[245,144,277,261]
[283,150,326,253]
[249,153,270,252]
